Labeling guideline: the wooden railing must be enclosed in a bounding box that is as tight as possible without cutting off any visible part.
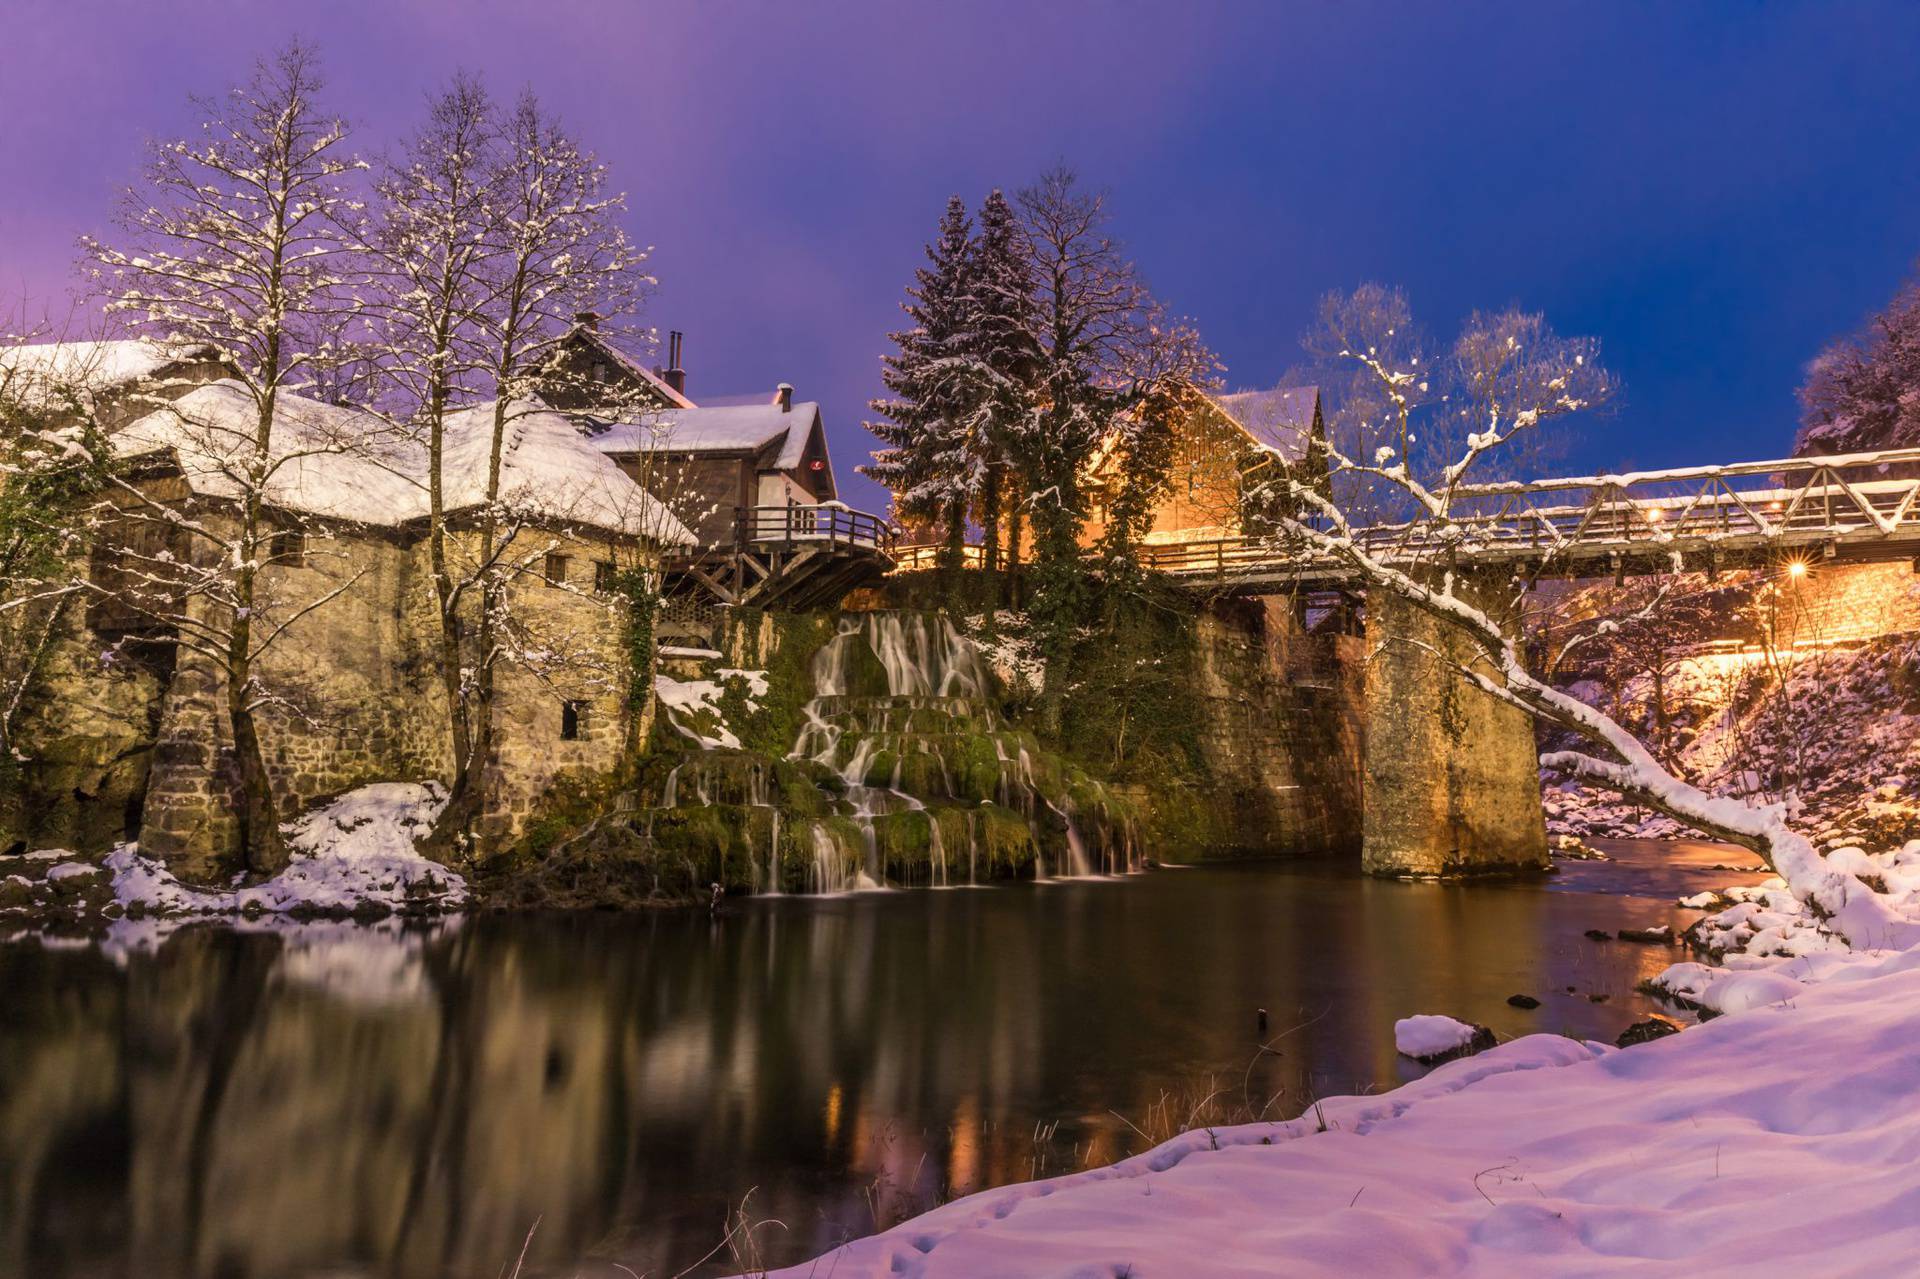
[885,446,1920,585]
[729,503,895,552]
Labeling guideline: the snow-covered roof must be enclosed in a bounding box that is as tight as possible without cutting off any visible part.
[0,338,222,407]
[1214,386,1321,465]
[114,380,694,544]
[588,399,826,473]
[442,401,696,543]
[115,382,424,526]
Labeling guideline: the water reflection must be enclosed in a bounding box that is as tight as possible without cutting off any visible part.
[0,854,1729,1278]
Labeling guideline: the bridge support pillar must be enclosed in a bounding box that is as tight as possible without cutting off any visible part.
[1361,574,1548,878]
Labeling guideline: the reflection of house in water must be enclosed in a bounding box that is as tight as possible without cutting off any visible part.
[1082,384,1331,548]
[538,323,892,610]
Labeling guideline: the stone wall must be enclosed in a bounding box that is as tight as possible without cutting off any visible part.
[1362,576,1549,877]
[138,522,452,875]
[1773,560,1920,645]
[474,528,637,847]
[105,509,644,873]
[1150,596,1365,860]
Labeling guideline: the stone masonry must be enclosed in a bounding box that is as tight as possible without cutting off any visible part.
[1362,574,1550,877]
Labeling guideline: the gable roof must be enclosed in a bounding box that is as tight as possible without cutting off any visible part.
[114,380,694,544]
[1214,386,1321,466]
[584,398,833,483]
[1,338,224,409]
[547,325,695,410]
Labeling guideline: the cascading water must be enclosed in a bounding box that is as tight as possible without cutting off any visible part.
[777,612,1137,893]
[633,610,1138,897]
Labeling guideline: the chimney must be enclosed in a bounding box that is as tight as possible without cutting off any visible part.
[662,330,687,396]
[573,310,600,330]
[776,382,794,412]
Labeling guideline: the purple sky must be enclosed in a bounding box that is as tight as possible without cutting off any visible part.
[6,2,1920,514]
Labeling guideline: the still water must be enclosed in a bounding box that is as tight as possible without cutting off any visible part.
[0,841,1755,1278]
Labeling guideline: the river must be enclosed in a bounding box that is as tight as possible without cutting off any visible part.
[0,840,1759,1278]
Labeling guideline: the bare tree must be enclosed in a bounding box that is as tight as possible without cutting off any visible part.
[1013,166,1213,729]
[435,90,655,843]
[1253,307,1918,950]
[82,42,367,870]
[361,74,500,842]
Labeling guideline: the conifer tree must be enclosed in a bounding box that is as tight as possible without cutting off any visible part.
[862,197,982,572]
[968,188,1042,587]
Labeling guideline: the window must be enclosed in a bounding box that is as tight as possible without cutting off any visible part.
[591,360,609,384]
[595,560,617,593]
[544,552,570,587]
[560,700,588,741]
[269,530,305,568]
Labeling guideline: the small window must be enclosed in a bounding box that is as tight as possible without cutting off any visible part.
[591,360,609,384]
[560,700,588,741]
[269,530,305,568]
[595,560,617,593]
[544,552,570,587]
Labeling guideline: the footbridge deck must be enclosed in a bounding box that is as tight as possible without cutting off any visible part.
[1133,447,1920,591]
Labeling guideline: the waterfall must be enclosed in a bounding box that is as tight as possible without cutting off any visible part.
[644,610,1136,896]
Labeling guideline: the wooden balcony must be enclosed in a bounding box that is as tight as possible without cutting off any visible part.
[665,503,897,611]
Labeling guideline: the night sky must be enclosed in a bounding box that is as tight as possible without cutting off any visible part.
[5,2,1920,513]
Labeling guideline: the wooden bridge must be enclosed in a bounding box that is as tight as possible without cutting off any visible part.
[890,447,1920,592]
[1140,446,1920,590]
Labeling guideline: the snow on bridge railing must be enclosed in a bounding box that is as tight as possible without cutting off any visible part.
[882,448,1920,584]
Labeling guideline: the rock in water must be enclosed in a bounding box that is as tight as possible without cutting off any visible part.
[1615,1015,1684,1047]
[1507,994,1541,1009]
[1617,924,1675,944]
[1584,928,1613,941]
[1394,1014,1497,1064]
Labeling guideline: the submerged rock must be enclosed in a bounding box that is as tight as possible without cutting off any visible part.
[1506,994,1541,1009]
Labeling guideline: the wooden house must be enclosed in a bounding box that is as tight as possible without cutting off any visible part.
[537,324,843,546]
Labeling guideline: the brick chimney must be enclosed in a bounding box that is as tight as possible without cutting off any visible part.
[776,382,793,412]
[662,330,687,397]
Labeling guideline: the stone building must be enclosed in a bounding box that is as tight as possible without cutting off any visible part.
[1082,385,1330,547]
[7,365,695,872]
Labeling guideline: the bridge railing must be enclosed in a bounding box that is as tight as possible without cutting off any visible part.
[879,447,1920,583]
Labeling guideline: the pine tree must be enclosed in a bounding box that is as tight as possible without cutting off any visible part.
[862,197,981,572]
[968,188,1041,587]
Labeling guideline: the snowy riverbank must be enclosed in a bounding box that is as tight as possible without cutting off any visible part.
[1,783,466,948]
[775,843,1920,1278]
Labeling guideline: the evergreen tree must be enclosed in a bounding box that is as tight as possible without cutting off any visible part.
[862,197,981,572]
[968,188,1041,589]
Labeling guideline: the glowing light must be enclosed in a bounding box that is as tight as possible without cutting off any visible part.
[1787,559,1808,580]
[1644,507,1663,523]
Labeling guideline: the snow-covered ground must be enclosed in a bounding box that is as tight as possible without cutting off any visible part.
[1545,639,1920,852]
[106,780,462,916]
[775,842,1920,1278]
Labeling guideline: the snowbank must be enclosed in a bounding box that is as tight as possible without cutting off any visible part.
[776,844,1920,1278]
[108,781,465,920]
